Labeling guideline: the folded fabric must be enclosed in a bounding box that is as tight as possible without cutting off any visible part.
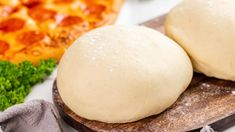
[0,100,63,132]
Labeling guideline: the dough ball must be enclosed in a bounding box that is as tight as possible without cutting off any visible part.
[57,26,193,123]
[165,0,235,81]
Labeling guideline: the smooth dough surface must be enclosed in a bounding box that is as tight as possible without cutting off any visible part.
[165,0,235,81]
[57,26,193,123]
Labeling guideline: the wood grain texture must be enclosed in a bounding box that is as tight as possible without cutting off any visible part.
[53,15,235,132]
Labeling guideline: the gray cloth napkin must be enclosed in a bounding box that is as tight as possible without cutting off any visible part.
[0,100,63,132]
[200,126,215,132]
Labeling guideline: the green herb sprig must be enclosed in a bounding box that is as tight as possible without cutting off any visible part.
[0,59,56,111]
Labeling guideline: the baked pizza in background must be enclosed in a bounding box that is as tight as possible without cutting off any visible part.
[0,0,123,64]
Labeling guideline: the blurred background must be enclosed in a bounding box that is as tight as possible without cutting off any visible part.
[116,0,182,24]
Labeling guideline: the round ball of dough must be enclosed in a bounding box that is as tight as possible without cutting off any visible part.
[57,26,193,123]
[165,0,235,81]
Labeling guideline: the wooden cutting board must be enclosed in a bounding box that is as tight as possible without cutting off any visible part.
[53,15,235,132]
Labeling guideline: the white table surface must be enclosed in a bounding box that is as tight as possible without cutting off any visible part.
[25,0,235,131]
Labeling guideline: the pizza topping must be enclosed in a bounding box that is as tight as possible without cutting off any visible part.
[20,0,42,7]
[54,0,73,4]
[59,16,83,27]
[0,6,17,17]
[0,40,10,54]
[84,4,106,16]
[55,14,66,23]
[0,18,25,32]
[28,7,56,22]
[17,31,45,45]
[0,0,122,64]
[31,50,41,56]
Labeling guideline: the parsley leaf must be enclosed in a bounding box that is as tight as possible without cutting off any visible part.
[0,59,56,111]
